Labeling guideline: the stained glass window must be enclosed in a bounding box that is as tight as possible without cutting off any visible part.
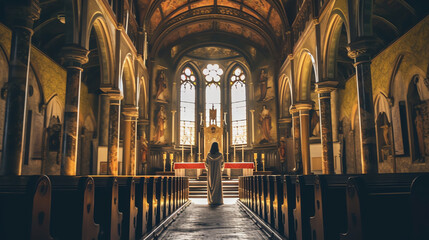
[180,67,196,145]
[204,64,223,127]
[231,67,247,145]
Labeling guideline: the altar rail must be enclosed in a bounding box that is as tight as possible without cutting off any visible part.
[174,162,254,177]
[0,175,189,240]
[239,173,429,240]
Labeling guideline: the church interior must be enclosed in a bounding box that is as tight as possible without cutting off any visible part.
[0,0,428,239]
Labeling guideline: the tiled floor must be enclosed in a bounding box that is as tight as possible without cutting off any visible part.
[158,198,270,240]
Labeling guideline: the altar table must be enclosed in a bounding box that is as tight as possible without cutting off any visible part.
[174,162,254,177]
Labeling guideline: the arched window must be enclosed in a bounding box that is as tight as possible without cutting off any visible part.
[203,64,222,126]
[230,66,247,145]
[179,67,196,145]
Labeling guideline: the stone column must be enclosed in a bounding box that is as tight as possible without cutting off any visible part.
[0,1,40,175]
[316,81,337,174]
[290,106,302,173]
[331,89,339,142]
[296,102,313,175]
[98,93,110,146]
[107,91,122,175]
[347,39,378,174]
[59,45,89,176]
[122,107,138,175]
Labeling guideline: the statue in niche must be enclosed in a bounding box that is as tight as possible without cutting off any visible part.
[380,123,390,146]
[310,110,320,137]
[414,108,425,160]
[259,105,272,143]
[209,105,217,126]
[278,137,286,162]
[155,70,167,102]
[154,105,167,144]
[258,69,270,102]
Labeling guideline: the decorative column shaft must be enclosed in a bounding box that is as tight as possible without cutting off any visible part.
[107,92,122,175]
[98,93,110,146]
[290,106,302,173]
[59,46,89,176]
[0,1,40,175]
[316,81,337,174]
[347,39,378,174]
[122,107,138,175]
[296,102,313,175]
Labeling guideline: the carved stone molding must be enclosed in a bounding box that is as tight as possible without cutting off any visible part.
[346,38,379,60]
[315,80,338,93]
[60,45,89,66]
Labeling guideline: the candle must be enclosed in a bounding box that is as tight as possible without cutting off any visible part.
[182,145,184,162]
[261,153,265,159]
[234,145,236,162]
[163,153,167,160]
[169,153,174,171]
[253,153,257,160]
[198,133,201,155]
[226,132,229,154]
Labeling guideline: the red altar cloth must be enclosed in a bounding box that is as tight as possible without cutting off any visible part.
[174,162,254,169]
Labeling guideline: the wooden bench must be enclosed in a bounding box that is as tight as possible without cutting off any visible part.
[0,175,53,240]
[49,176,99,240]
[155,176,164,224]
[271,175,284,233]
[134,177,150,238]
[117,177,138,240]
[281,175,296,240]
[293,175,315,240]
[92,176,123,240]
[340,173,429,240]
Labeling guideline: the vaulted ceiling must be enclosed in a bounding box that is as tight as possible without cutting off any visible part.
[136,0,290,59]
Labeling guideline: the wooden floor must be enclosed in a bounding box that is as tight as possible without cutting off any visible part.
[158,198,270,239]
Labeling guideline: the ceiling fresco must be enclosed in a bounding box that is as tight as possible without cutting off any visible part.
[143,0,289,55]
[186,46,240,59]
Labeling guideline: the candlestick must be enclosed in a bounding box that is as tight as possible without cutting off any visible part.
[163,153,167,172]
[253,153,258,171]
[234,145,236,162]
[169,153,174,171]
[198,133,201,157]
[261,153,265,172]
[241,145,244,162]
[181,145,184,163]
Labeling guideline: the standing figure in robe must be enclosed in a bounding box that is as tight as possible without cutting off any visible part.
[258,69,268,101]
[155,70,167,101]
[259,105,272,143]
[205,142,224,205]
[154,106,167,144]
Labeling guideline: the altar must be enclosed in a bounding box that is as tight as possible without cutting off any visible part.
[174,162,254,177]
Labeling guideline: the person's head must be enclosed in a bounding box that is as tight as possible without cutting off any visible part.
[210,142,220,155]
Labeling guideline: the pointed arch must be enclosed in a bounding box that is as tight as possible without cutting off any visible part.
[296,50,317,101]
[121,55,136,106]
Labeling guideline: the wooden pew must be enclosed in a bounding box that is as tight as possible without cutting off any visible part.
[155,176,164,224]
[49,176,99,240]
[162,176,170,219]
[135,177,150,238]
[340,173,428,240]
[167,177,173,216]
[281,175,296,240]
[92,177,123,240]
[410,174,429,240]
[117,177,138,240]
[0,175,53,240]
[263,175,272,223]
[271,175,284,233]
[309,175,349,240]
[257,175,265,219]
[252,176,258,213]
[146,176,158,230]
[293,175,315,240]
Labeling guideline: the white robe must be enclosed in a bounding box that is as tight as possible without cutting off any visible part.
[205,153,224,205]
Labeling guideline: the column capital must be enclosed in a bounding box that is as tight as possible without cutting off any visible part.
[105,89,123,101]
[289,105,298,114]
[138,119,150,125]
[295,101,314,111]
[5,0,41,28]
[60,45,89,66]
[122,106,139,118]
[278,117,292,124]
[315,80,338,93]
[346,37,379,60]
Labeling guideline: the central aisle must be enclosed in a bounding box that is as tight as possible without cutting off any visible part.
[158,198,270,239]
